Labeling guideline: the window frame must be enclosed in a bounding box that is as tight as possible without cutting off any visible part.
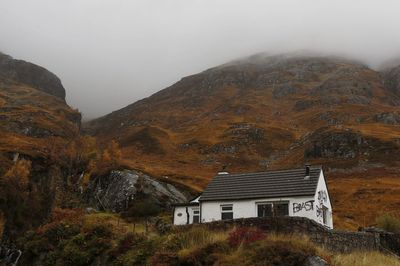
[257,202,273,217]
[256,201,289,217]
[192,207,200,224]
[220,204,233,220]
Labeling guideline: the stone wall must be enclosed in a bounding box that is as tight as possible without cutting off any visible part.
[190,217,400,256]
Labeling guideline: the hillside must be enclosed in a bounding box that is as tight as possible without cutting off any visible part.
[86,53,400,229]
[0,52,80,175]
[0,53,81,240]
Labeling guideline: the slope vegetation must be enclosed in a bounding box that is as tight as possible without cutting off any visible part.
[86,54,400,229]
[0,53,81,239]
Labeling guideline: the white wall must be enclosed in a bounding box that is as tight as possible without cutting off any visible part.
[313,171,333,229]
[200,195,317,223]
[173,206,188,225]
[173,206,199,225]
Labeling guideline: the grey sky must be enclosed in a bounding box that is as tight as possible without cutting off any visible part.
[1,0,400,119]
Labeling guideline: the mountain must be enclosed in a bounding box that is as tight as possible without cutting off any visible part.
[0,52,80,175]
[86,53,400,229]
[0,52,81,240]
[0,52,66,100]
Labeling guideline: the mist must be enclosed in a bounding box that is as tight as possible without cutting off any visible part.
[1,0,400,119]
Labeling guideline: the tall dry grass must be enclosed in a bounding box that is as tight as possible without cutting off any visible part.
[332,251,400,266]
[168,226,229,255]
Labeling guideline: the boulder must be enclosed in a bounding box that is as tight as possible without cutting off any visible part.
[86,170,188,212]
[375,112,400,125]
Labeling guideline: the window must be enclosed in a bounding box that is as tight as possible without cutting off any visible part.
[257,202,289,217]
[274,203,289,216]
[221,204,233,220]
[257,204,272,217]
[192,208,200,224]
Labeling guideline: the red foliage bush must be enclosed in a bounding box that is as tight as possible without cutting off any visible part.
[228,227,266,247]
[36,208,84,235]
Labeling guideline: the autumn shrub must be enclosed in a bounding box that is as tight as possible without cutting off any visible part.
[376,213,400,233]
[17,210,115,266]
[151,251,180,266]
[121,198,162,233]
[228,227,266,247]
[243,239,316,266]
[114,238,159,266]
[164,226,228,252]
[110,232,147,257]
[42,222,81,244]
[83,222,113,239]
[37,208,84,234]
[178,241,230,266]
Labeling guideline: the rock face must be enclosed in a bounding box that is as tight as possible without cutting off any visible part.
[0,52,66,100]
[86,170,188,212]
[382,65,400,96]
[375,112,400,125]
[0,52,80,242]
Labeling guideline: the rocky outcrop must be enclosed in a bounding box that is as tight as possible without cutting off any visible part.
[0,245,22,266]
[375,112,400,125]
[305,129,367,159]
[304,128,400,163]
[86,170,188,212]
[382,65,400,96]
[0,52,65,100]
[272,83,298,99]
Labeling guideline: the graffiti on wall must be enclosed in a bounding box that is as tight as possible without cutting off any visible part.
[293,200,314,213]
[316,205,322,217]
[317,190,327,204]
[316,190,328,218]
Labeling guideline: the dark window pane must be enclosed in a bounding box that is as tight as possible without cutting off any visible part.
[322,208,327,224]
[274,203,289,216]
[193,215,200,224]
[221,206,232,211]
[221,212,233,220]
[257,204,272,217]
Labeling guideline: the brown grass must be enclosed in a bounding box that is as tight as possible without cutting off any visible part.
[332,251,400,266]
[329,169,400,230]
[84,212,148,237]
[0,83,80,175]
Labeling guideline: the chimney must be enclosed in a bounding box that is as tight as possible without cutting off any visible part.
[304,164,311,179]
[218,164,230,175]
[218,172,229,175]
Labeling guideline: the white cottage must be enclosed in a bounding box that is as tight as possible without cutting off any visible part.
[173,165,333,229]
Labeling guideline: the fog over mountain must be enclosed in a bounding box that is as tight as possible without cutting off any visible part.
[1,0,400,119]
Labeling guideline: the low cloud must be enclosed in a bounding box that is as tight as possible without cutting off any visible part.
[1,0,400,119]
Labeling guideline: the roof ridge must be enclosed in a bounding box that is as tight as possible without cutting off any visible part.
[201,166,323,202]
[214,166,322,178]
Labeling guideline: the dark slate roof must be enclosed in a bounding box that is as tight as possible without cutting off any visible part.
[172,202,199,207]
[199,166,322,202]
